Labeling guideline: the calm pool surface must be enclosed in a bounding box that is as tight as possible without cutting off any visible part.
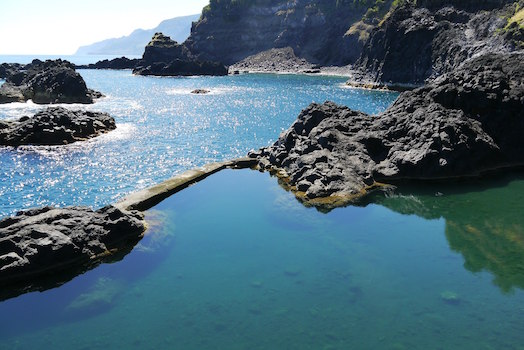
[1,169,523,349]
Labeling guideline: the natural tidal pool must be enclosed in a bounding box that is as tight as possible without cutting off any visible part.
[1,169,524,349]
[0,71,397,216]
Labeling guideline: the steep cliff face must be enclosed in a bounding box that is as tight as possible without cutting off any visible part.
[352,0,521,87]
[185,0,390,66]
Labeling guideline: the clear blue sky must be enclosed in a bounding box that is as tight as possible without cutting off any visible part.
[0,0,209,55]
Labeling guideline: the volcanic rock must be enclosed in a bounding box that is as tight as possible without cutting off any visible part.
[76,57,140,70]
[251,52,524,208]
[0,59,102,104]
[0,107,116,146]
[352,1,518,88]
[0,205,145,301]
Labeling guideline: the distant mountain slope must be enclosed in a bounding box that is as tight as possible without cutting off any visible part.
[75,14,200,55]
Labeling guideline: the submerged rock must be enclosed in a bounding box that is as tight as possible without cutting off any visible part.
[0,107,116,146]
[0,59,102,104]
[252,52,524,208]
[0,205,145,301]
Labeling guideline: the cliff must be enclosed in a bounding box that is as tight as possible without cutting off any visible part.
[352,0,523,87]
[184,0,398,66]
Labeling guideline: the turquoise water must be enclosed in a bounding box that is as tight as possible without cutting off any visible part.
[0,71,397,216]
[1,169,524,349]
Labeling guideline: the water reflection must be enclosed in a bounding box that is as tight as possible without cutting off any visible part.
[371,172,524,292]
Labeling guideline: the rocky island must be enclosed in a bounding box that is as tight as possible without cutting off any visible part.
[0,107,116,146]
[0,59,102,104]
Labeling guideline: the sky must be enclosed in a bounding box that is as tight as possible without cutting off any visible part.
[0,0,209,55]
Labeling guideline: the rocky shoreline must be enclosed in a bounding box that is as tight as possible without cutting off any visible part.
[0,107,116,146]
[0,158,255,301]
[0,205,145,301]
[249,52,524,209]
[0,59,102,104]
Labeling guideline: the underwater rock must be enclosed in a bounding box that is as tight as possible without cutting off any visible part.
[440,290,461,305]
[67,277,124,313]
[0,205,145,301]
[0,107,116,146]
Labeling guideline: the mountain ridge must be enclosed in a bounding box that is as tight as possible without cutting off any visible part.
[75,14,200,56]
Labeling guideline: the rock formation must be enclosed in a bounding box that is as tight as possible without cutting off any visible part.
[351,0,521,88]
[229,47,319,74]
[0,59,102,104]
[0,205,145,301]
[0,107,116,146]
[76,57,140,70]
[250,52,524,208]
[132,33,228,76]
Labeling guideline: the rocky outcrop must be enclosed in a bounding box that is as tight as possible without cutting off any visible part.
[0,205,145,301]
[132,33,227,76]
[250,52,524,208]
[0,107,116,146]
[229,47,319,74]
[351,1,519,88]
[0,59,102,104]
[76,57,140,70]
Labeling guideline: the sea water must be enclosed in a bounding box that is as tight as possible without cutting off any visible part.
[0,70,396,216]
[0,169,523,349]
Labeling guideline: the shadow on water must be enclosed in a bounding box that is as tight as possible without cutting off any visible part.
[363,171,524,293]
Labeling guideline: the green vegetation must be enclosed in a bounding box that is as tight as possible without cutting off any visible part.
[500,1,524,48]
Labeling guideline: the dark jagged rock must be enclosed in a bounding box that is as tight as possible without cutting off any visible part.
[229,47,318,74]
[0,59,102,104]
[191,89,210,94]
[0,205,145,301]
[0,107,116,146]
[132,33,227,76]
[351,1,518,88]
[0,63,23,80]
[133,58,228,77]
[251,52,524,208]
[76,57,140,70]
